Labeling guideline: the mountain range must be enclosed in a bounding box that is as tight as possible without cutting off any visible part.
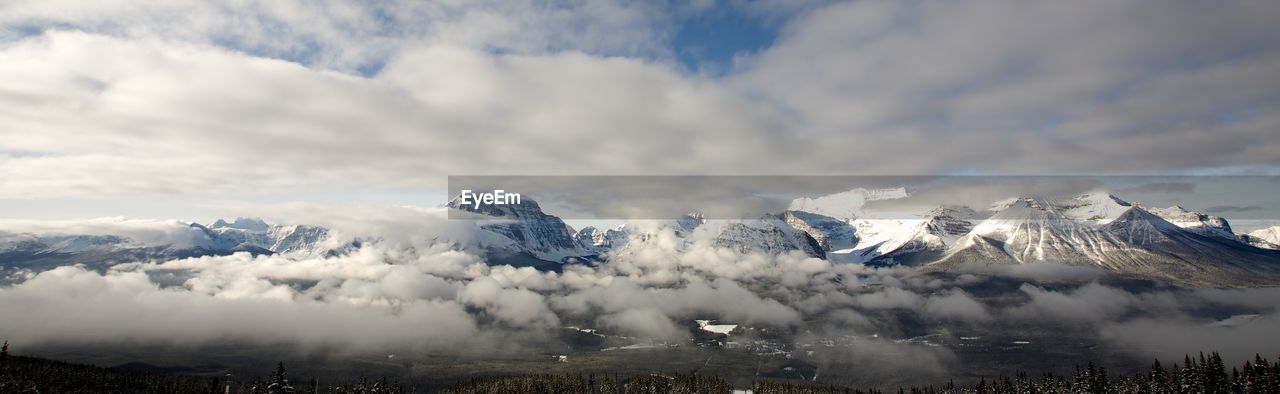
[0,217,351,277]
[3,190,1280,287]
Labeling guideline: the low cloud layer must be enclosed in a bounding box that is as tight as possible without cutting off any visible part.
[3,214,1279,372]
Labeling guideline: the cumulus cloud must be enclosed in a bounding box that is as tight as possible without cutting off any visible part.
[0,31,796,199]
[2,215,1280,375]
[1100,315,1280,365]
[0,0,676,71]
[459,277,561,328]
[0,217,212,249]
[854,287,925,310]
[1005,283,1141,323]
[922,289,992,322]
[3,1,1279,205]
[734,0,1280,174]
[0,265,480,352]
[551,276,802,328]
[4,1,1280,381]
[600,308,689,341]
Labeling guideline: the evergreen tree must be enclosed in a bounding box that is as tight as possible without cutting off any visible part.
[1090,364,1111,394]
[1013,371,1032,394]
[1206,352,1230,393]
[1272,355,1280,394]
[1070,365,1086,393]
[1149,359,1171,393]
[1180,355,1199,394]
[1248,355,1268,394]
[267,361,293,394]
[0,341,10,392]
[1232,366,1242,394]
[249,377,265,394]
[1260,354,1277,394]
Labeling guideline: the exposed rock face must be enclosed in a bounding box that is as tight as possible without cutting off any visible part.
[712,216,825,259]
[574,226,630,254]
[0,218,347,277]
[447,196,586,262]
[198,219,336,255]
[9,189,1280,288]
[784,210,857,252]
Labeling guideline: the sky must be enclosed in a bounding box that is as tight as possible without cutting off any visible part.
[1,0,1280,223]
[5,1,1280,371]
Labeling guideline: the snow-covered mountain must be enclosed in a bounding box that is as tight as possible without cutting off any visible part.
[710,215,825,258]
[1147,206,1237,241]
[1243,226,1280,248]
[593,214,703,251]
[194,218,339,255]
[837,205,982,266]
[446,196,588,265]
[924,197,1280,287]
[6,190,1280,288]
[1053,191,1133,224]
[783,210,857,252]
[573,226,630,255]
[0,217,347,275]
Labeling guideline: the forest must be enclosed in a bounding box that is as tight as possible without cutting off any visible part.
[2,341,1278,393]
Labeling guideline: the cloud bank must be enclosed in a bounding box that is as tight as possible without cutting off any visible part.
[2,1,1280,205]
[3,214,1278,369]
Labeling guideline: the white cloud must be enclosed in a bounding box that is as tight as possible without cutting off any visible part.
[0,266,479,352]
[0,0,675,71]
[4,1,1280,204]
[0,31,799,199]
[733,0,1280,174]
[0,217,210,249]
[2,216,1280,365]
[922,289,991,322]
[459,276,561,328]
[601,307,689,341]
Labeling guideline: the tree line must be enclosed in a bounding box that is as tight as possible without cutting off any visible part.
[2,340,1279,393]
[435,354,1280,394]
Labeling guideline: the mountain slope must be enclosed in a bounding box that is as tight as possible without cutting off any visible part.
[0,217,347,278]
[841,206,981,266]
[1147,206,1237,241]
[783,210,857,252]
[1244,226,1280,249]
[711,215,825,259]
[446,196,588,264]
[927,198,1280,287]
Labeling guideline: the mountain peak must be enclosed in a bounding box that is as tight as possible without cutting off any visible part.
[447,193,547,219]
[990,191,1131,223]
[210,217,269,232]
[924,205,978,219]
[1075,190,1129,206]
[677,213,706,232]
[1245,226,1280,249]
[1147,205,1237,241]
